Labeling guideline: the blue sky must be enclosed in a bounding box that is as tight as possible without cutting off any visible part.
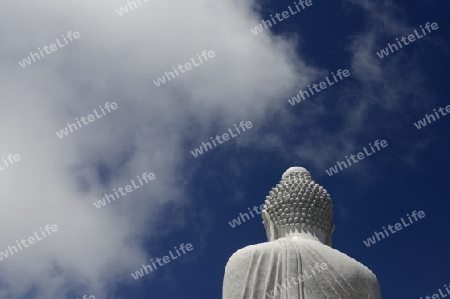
[0,0,449,298]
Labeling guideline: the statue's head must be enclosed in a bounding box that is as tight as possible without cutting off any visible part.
[262,167,334,246]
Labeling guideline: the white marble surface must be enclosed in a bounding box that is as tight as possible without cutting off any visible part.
[223,234,381,299]
[223,167,382,299]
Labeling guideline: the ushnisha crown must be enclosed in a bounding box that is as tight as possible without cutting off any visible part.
[262,167,333,240]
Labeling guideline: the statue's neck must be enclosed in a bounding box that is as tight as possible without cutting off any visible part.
[275,227,327,244]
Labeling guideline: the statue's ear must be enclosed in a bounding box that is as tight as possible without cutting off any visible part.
[262,210,277,241]
[326,224,335,247]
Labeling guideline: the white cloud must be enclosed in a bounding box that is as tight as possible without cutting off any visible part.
[0,0,317,297]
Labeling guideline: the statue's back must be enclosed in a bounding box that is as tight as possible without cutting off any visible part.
[222,167,382,299]
[223,237,381,299]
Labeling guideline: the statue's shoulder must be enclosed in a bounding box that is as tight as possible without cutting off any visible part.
[223,241,283,298]
[225,241,281,271]
[228,241,281,259]
[330,247,377,275]
[318,244,381,294]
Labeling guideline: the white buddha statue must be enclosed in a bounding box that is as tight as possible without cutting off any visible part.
[223,167,382,299]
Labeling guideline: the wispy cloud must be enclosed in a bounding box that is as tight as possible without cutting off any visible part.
[247,0,443,176]
[0,0,318,298]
